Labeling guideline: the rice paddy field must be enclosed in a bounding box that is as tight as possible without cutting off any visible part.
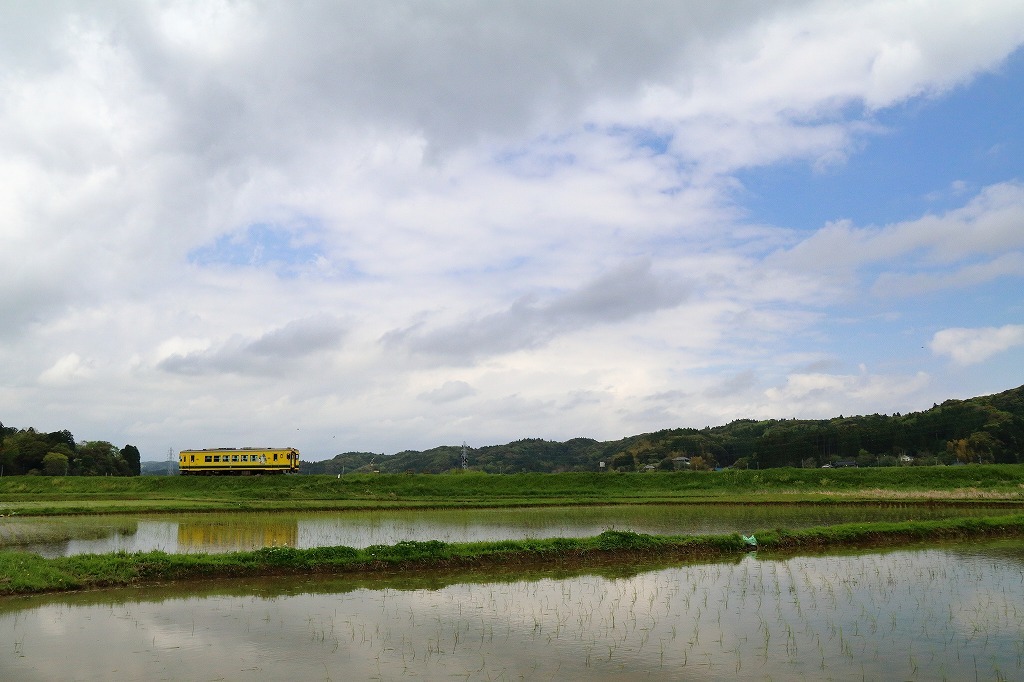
[3,467,1024,679]
[2,502,1023,558]
[2,541,1022,680]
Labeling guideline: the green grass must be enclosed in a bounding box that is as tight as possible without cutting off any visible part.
[3,465,1024,516]
[4,515,1024,596]
[3,467,1023,596]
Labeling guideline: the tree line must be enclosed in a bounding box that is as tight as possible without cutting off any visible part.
[304,384,1024,474]
[0,423,141,476]
[7,384,1023,477]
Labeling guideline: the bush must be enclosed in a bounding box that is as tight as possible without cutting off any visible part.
[595,530,662,551]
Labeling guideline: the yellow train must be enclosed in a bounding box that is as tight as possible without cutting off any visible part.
[177,519,299,551]
[178,447,300,475]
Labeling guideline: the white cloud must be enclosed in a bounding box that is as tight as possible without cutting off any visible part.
[39,353,94,385]
[417,381,477,404]
[770,181,1024,300]
[0,2,1022,458]
[762,370,932,417]
[872,252,1024,297]
[930,325,1024,365]
[384,258,690,362]
[158,315,348,377]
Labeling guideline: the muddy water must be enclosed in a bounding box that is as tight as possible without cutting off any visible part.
[2,503,1017,557]
[2,541,1023,680]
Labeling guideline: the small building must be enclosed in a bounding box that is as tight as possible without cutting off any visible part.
[672,456,691,470]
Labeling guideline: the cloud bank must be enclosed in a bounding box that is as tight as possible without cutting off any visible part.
[2,1,1023,459]
[930,325,1024,365]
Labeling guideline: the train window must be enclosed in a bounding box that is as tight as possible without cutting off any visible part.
[241,455,247,462]
[205,456,212,462]
[274,453,278,461]
[232,455,239,462]
[191,455,195,462]
[214,455,220,462]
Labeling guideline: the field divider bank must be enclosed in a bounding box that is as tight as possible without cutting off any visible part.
[3,514,1024,596]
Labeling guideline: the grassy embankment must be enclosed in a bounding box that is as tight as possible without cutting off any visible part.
[2,465,1024,516]
[3,467,1024,596]
[3,515,1024,596]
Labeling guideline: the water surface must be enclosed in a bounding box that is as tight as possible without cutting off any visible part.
[1,503,1018,557]
[2,541,1022,680]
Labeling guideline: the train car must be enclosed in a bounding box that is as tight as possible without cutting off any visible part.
[178,447,300,475]
[177,519,299,551]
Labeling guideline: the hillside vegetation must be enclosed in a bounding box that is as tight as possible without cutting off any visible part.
[303,384,1024,474]
[5,384,1023,477]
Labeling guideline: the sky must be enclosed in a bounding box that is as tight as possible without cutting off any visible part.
[2,1,1024,462]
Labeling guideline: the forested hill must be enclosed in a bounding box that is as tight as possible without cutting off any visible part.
[303,384,1024,474]
[0,425,140,477]
[9,384,1023,476]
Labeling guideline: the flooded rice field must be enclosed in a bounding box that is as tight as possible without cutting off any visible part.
[1,502,1018,558]
[2,541,1023,680]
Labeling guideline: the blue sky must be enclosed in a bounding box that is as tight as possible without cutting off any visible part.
[739,47,1024,230]
[1,2,1023,461]
[189,222,328,276]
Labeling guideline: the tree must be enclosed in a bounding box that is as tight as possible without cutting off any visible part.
[10,431,49,474]
[856,449,877,468]
[0,440,16,475]
[47,429,76,451]
[42,451,69,476]
[611,452,634,471]
[120,444,142,476]
[73,441,125,476]
[967,432,999,464]
[690,455,710,471]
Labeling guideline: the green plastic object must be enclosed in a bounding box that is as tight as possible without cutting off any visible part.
[742,534,757,547]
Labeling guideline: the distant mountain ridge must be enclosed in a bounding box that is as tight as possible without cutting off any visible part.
[300,384,1024,474]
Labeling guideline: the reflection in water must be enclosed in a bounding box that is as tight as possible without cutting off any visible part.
[2,542,1023,680]
[177,520,298,552]
[3,503,1022,558]
[0,518,140,558]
